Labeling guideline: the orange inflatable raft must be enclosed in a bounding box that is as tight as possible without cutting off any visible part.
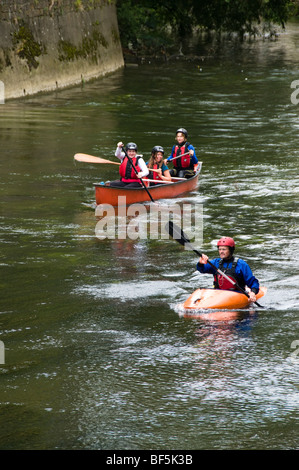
[183,286,267,310]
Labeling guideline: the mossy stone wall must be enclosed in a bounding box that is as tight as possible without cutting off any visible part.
[0,0,124,99]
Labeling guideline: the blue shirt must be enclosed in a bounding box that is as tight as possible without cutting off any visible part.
[196,257,260,293]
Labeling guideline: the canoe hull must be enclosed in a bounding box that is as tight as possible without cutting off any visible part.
[94,163,202,206]
[183,286,267,310]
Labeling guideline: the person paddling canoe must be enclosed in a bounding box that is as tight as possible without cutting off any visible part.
[165,127,198,178]
[197,237,260,303]
[109,141,149,187]
[146,146,171,185]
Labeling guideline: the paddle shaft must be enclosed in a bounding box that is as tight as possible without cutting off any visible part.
[142,178,173,184]
[171,176,189,181]
[168,151,190,162]
[121,147,155,203]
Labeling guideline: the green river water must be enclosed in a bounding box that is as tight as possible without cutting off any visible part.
[0,23,298,451]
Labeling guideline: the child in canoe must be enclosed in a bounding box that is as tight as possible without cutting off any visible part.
[109,141,149,187]
[147,146,171,185]
[166,127,198,178]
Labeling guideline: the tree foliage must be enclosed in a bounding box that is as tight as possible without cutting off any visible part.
[116,0,296,51]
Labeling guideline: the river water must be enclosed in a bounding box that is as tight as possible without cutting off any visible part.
[0,23,298,451]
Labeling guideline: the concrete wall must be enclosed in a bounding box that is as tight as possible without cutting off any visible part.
[0,0,124,99]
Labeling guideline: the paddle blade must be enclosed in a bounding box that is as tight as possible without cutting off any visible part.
[74,153,120,165]
[74,153,101,163]
[165,221,189,246]
[165,221,203,258]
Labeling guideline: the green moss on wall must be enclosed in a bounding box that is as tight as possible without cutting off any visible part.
[58,24,108,62]
[111,26,120,45]
[13,22,45,70]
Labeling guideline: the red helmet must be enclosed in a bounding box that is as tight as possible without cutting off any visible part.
[217,237,235,248]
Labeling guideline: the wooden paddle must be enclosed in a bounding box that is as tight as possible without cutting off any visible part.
[74,153,162,173]
[165,221,264,308]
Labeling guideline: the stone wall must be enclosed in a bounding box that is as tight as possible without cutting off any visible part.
[0,0,124,99]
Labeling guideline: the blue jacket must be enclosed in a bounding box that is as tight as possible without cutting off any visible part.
[196,257,260,293]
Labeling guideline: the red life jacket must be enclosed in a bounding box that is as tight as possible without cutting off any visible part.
[213,258,245,290]
[119,156,142,183]
[173,143,192,169]
[215,273,237,290]
[149,163,163,184]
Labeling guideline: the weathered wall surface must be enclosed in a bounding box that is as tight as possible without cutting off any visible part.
[0,0,124,99]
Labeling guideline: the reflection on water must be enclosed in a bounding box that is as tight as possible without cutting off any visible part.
[0,23,299,450]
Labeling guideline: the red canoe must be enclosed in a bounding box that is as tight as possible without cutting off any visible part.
[94,163,202,206]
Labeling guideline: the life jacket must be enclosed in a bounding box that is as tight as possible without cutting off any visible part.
[173,142,193,169]
[213,257,245,291]
[119,155,142,183]
[148,163,163,184]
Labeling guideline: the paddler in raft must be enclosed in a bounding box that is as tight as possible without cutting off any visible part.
[146,146,171,186]
[165,127,198,178]
[197,237,260,303]
[109,141,149,187]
